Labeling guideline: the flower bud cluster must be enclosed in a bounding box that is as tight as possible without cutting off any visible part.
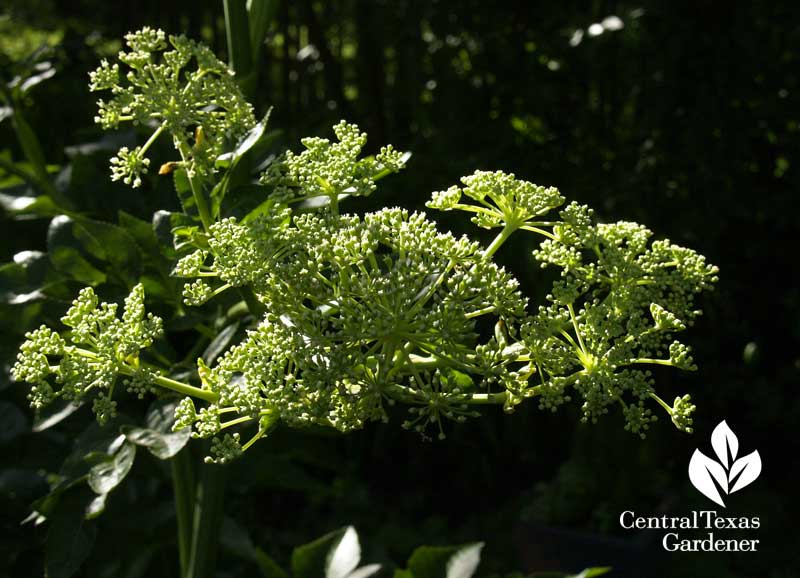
[13,285,163,424]
[90,27,255,188]
[13,30,720,460]
[669,394,696,433]
[179,195,527,434]
[430,172,718,436]
[428,170,564,228]
[263,121,406,204]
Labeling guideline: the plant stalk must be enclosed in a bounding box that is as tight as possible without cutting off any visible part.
[483,222,518,259]
[5,101,73,208]
[171,448,196,577]
[186,459,227,578]
[223,0,255,100]
[176,140,213,230]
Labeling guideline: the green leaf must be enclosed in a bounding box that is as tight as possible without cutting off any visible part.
[233,111,273,161]
[173,168,204,224]
[288,526,379,578]
[0,192,61,217]
[84,492,107,519]
[87,441,136,495]
[529,569,612,578]
[445,543,483,578]
[254,547,290,578]
[0,260,41,304]
[8,105,71,206]
[17,60,56,95]
[240,194,277,223]
[220,515,258,559]
[71,216,143,285]
[152,210,174,251]
[0,250,65,304]
[211,113,275,219]
[441,368,475,391]
[45,489,96,578]
[121,399,191,460]
[220,515,289,578]
[153,210,197,256]
[144,398,181,431]
[12,111,47,181]
[32,399,83,432]
[291,526,349,578]
[118,210,162,256]
[349,566,382,578]
[30,418,131,522]
[567,569,612,578]
[295,193,350,213]
[203,321,240,365]
[224,0,254,97]
[406,544,479,578]
[46,216,106,286]
[326,526,361,578]
[225,183,278,222]
[247,0,279,65]
[122,425,190,460]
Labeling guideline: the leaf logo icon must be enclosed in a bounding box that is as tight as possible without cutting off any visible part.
[688,420,761,507]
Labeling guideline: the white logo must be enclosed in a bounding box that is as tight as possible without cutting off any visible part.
[689,420,761,507]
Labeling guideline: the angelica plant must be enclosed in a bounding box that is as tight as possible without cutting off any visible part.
[13,28,718,474]
[89,27,255,226]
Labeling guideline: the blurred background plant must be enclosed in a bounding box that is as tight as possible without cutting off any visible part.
[0,1,796,578]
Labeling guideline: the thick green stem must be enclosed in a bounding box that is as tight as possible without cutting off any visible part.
[456,391,509,405]
[155,375,219,403]
[177,141,213,230]
[628,358,677,368]
[329,192,339,217]
[171,448,195,577]
[141,123,166,156]
[483,222,518,259]
[186,460,227,578]
[220,415,254,430]
[452,203,501,217]
[465,305,496,319]
[70,347,218,403]
[567,303,587,354]
[223,0,256,100]
[406,354,444,369]
[519,225,557,240]
[384,383,514,406]
[118,364,219,403]
[649,392,673,414]
[383,383,424,403]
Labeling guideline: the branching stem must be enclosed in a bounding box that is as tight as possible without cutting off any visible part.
[483,221,518,259]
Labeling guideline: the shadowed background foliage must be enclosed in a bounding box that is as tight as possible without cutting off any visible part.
[1,1,797,577]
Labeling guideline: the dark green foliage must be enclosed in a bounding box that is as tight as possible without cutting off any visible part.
[0,3,796,578]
